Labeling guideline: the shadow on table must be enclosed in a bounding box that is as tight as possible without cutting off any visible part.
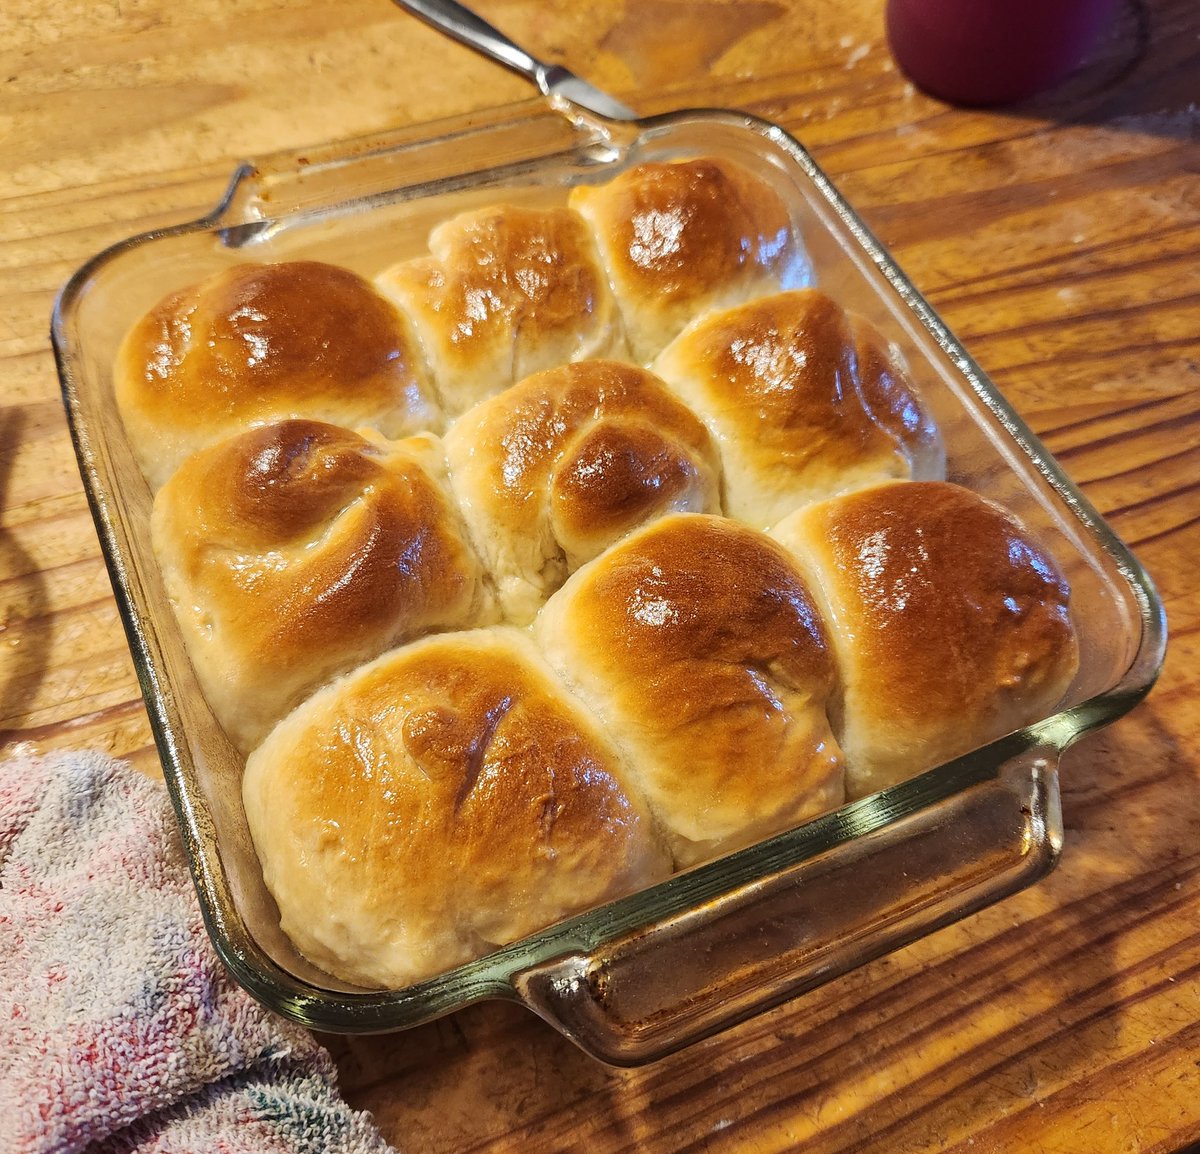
[0,408,50,753]
[998,0,1198,140]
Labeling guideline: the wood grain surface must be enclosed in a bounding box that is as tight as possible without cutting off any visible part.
[2,0,1198,1150]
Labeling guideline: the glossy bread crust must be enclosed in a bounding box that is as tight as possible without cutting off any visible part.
[772,480,1080,798]
[375,204,626,417]
[445,359,722,623]
[536,513,845,867]
[151,419,493,753]
[242,628,672,989]
[570,156,808,362]
[114,260,440,490]
[111,151,1084,991]
[653,289,945,528]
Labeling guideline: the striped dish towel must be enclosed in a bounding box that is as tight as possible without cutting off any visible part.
[0,748,395,1154]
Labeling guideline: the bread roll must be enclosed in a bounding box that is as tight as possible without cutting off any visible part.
[375,204,626,417]
[115,260,440,490]
[569,156,809,363]
[445,359,723,624]
[242,627,671,988]
[771,481,1080,799]
[652,289,944,529]
[152,419,493,753]
[535,513,845,868]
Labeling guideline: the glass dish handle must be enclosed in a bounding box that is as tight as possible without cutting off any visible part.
[515,744,1062,1065]
[195,103,615,239]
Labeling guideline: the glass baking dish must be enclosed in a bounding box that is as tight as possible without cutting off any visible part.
[51,98,1166,1066]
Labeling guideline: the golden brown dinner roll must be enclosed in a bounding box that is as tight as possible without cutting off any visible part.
[569,156,809,363]
[242,627,672,988]
[375,204,626,417]
[114,260,440,490]
[152,419,494,753]
[535,513,845,868]
[652,289,944,529]
[444,359,723,624]
[771,481,1080,799]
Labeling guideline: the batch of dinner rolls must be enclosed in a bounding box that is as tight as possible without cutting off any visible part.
[116,155,1080,990]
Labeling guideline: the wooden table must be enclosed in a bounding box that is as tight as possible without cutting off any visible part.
[3,0,1198,1149]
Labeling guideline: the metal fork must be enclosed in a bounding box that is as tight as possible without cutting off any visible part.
[391,0,639,121]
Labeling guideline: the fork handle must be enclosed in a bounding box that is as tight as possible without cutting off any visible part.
[392,0,543,85]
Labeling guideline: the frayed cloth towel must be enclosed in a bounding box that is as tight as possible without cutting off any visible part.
[0,749,395,1154]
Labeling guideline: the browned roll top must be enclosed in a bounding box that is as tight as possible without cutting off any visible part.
[375,204,626,417]
[550,418,700,544]
[536,513,845,867]
[115,260,439,489]
[242,628,671,988]
[152,419,492,752]
[772,481,1080,797]
[570,156,807,362]
[653,288,944,528]
[445,359,722,622]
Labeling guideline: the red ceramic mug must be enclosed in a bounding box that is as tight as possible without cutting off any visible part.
[885,0,1120,106]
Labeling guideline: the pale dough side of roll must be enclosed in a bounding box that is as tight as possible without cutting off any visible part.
[375,204,627,418]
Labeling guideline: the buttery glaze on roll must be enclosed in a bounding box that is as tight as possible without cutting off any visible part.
[445,359,723,624]
[652,289,945,529]
[771,480,1079,799]
[569,156,810,363]
[242,627,671,989]
[152,419,493,753]
[114,260,440,490]
[535,513,845,868]
[375,204,626,417]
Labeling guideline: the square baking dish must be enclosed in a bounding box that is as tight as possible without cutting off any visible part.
[52,98,1166,1066]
